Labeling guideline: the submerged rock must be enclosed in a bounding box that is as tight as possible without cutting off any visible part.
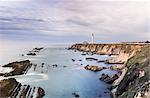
[63,65,67,68]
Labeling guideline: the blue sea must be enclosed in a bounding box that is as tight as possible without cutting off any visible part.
[0,44,117,98]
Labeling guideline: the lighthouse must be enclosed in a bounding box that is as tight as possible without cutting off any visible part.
[91,33,94,44]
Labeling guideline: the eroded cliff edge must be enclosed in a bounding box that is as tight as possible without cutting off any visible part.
[70,43,149,63]
[115,46,150,98]
[69,43,150,98]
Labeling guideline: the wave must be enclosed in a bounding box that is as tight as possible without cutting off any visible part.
[0,72,48,83]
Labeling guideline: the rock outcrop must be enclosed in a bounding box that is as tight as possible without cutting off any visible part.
[0,78,45,98]
[0,78,19,97]
[70,43,148,64]
[1,60,32,77]
[84,65,107,72]
[100,73,119,84]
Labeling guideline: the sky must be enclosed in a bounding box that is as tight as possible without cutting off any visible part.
[0,0,150,44]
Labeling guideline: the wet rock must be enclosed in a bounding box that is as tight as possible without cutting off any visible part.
[34,47,44,51]
[52,64,58,67]
[84,65,106,72]
[111,74,119,80]
[36,87,45,98]
[27,52,36,56]
[72,93,80,98]
[99,74,119,84]
[32,50,39,52]
[108,54,112,56]
[2,60,32,77]
[41,63,45,66]
[72,59,75,62]
[68,47,72,50]
[81,53,86,55]
[99,74,110,81]
[85,57,98,61]
[27,47,44,56]
[20,85,30,97]
[104,91,109,94]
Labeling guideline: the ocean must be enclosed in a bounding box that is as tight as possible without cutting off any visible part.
[0,44,117,98]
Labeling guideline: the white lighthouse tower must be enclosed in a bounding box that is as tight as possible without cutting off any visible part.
[91,33,94,44]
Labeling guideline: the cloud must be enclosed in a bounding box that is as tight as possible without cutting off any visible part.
[0,0,149,43]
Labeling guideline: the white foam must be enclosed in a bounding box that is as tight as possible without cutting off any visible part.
[0,72,48,83]
[16,72,48,83]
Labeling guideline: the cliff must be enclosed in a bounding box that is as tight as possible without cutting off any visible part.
[115,46,150,98]
[70,43,150,98]
[70,43,149,64]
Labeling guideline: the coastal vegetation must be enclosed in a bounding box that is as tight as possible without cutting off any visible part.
[70,43,150,98]
[116,46,150,98]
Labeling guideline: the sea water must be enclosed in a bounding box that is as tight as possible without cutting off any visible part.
[0,45,117,98]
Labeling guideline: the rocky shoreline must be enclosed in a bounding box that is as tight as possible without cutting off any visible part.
[0,44,149,98]
[69,43,150,98]
[0,60,45,98]
[69,43,148,64]
[0,78,45,98]
[0,60,32,77]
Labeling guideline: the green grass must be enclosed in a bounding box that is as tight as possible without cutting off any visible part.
[126,46,150,70]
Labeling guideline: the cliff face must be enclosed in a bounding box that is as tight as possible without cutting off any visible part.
[70,43,150,98]
[70,43,148,64]
[116,46,150,98]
